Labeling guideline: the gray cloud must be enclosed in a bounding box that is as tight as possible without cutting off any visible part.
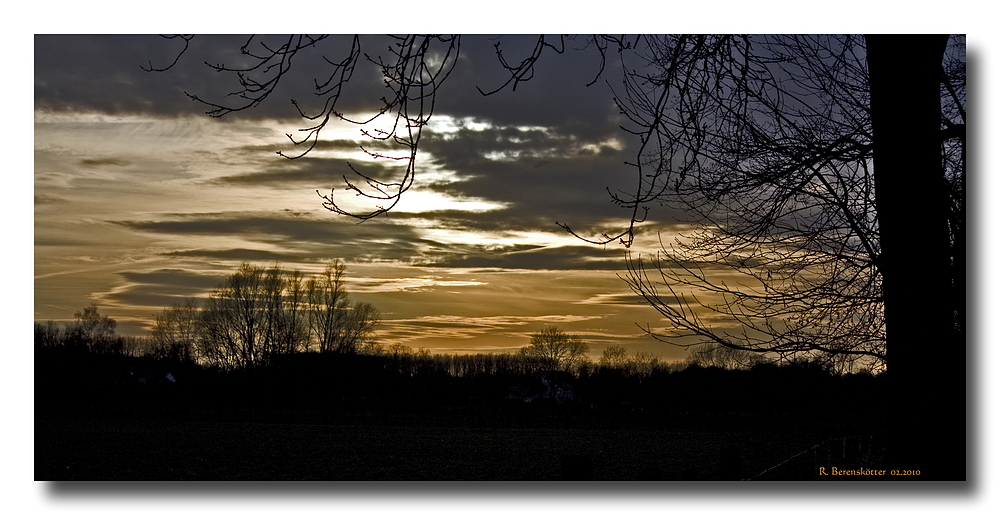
[34,35,632,135]
[111,209,634,272]
[417,128,636,218]
[165,248,305,263]
[419,244,625,271]
[79,158,132,168]
[118,269,227,291]
[212,156,399,188]
[35,35,351,119]
[112,212,430,264]
[99,268,229,309]
[34,194,63,206]
[35,235,89,247]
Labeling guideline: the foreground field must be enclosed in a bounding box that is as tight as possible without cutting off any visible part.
[36,405,883,481]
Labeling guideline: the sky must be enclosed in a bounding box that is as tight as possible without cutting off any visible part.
[33,34,708,360]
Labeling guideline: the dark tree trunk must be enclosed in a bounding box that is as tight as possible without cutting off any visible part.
[866,34,965,480]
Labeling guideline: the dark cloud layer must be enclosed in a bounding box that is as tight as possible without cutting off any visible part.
[35,35,631,136]
[166,248,303,263]
[118,269,225,291]
[212,156,402,188]
[35,34,680,239]
[102,268,230,309]
[112,210,632,271]
[113,212,426,263]
[34,194,63,206]
[79,158,132,168]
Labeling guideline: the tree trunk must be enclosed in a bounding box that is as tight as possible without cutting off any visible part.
[866,34,964,480]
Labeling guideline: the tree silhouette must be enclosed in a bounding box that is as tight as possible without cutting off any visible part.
[519,326,589,372]
[599,345,629,368]
[305,260,379,354]
[71,303,117,339]
[65,304,119,353]
[865,34,964,479]
[194,261,379,369]
[606,35,964,376]
[150,298,200,362]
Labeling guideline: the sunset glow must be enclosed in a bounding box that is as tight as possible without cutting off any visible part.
[33,35,692,361]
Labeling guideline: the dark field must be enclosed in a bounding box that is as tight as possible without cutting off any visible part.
[36,405,883,481]
[35,350,893,481]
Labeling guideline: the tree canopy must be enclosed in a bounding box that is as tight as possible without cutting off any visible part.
[519,326,589,372]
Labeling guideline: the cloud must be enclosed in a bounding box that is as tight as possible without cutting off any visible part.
[34,35,436,120]
[165,248,306,263]
[95,268,227,309]
[347,276,488,293]
[211,156,400,187]
[574,292,649,306]
[419,244,625,271]
[34,235,90,247]
[111,211,429,264]
[34,194,64,206]
[111,209,636,272]
[33,35,635,166]
[79,158,131,168]
[118,268,225,287]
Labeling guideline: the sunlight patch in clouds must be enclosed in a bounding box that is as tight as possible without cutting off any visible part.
[347,276,488,293]
[391,189,508,214]
[426,115,493,134]
[416,227,575,248]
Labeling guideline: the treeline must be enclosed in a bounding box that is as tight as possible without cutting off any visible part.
[36,309,884,418]
[35,260,885,417]
[35,305,148,357]
[35,342,884,419]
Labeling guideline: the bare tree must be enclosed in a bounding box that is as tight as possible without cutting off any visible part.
[519,326,589,372]
[34,321,64,350]
[71,303,117,339]
[199,262,269,368]
[305,260,379,353]
[149,298,200,362]
[599,344,665,375]
[595,35,964,376]
[66,304,119,354]
[599,344,629,368]
[338,301,380,354]
[279,269,308,355]
[687,343,765,371]
[197,262,312,368]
